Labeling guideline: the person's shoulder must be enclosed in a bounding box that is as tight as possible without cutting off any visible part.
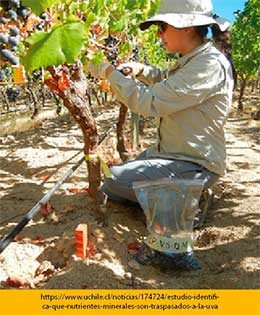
[193,44,227,71]
[202,43,230,68]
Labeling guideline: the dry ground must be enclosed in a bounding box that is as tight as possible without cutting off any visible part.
[0,89,259,289]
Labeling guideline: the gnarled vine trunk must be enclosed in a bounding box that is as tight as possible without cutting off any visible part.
[116,102,130,162]
[48,61,106,221]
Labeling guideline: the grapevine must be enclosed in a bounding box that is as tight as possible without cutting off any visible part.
[0,0,162,221]
[232,0,260,109]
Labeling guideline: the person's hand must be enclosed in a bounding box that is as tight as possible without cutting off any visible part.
[117,62,144,77]
[86,60,111,78]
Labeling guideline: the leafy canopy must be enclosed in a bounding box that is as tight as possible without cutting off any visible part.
[21,0,165,72]
[21,0,61,15]
[22,20,86,72]
[232,0,260,78]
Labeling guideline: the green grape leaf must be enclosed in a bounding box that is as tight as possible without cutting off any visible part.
[94,0,103,14]
[92,51,104,64]
[25,31,48,46]
[85,12,96,28]
[22,21,86,72]
[126,0,138,10]
[21,0,61,15]
[118,41,133,58]
[109,17,128,32]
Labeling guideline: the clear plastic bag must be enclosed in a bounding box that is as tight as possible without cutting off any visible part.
[133,178,205,270]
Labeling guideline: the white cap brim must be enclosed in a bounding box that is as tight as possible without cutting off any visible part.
[140,13,230,32]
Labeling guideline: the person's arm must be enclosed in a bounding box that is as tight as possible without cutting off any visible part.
[87,60,165,85]
[105,65,115,78]
[136,64,166,85]
[107,56,226,117]
[115,62,166,85]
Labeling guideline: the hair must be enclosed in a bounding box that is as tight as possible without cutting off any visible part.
[196,25,237,89]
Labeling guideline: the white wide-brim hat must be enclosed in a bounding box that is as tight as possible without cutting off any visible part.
[140,0,230,32]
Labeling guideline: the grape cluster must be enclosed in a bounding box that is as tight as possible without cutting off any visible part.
[104,35,120,65]
[0,0,29,19]
[35,12,49,31]
[0,0,30,65]
[0,65,11,82]
[28,69,42,83]
[6,86,21,102]
[131,45,141,62]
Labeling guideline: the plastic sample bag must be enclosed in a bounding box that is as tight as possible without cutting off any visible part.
[133,178,205,270]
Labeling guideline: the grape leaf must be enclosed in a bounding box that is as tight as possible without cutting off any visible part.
[109,17,128,32]
[21,0,61,15]
[22,21,86,72]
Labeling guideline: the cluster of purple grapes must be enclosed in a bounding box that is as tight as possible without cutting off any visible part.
[0,0,29,20]
[6,86,21,102]
[36,12,49,31]
[0,66,12,82]
[131,44,141,62]
[104,35,119,65]
[0,0,30,65]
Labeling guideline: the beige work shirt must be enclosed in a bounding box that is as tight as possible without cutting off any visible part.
[107,42,234,175]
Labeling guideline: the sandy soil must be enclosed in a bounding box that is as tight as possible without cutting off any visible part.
[0,90,259,289]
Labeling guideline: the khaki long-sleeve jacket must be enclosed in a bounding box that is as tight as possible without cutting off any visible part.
[107,42,234,175]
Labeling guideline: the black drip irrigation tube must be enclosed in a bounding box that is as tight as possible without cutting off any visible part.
[0,123,116,254]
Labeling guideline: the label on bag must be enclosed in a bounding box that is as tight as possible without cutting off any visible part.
[145,233,193,254]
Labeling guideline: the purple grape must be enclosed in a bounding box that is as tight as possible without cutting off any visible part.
[36,23,45,30]
[10,0,20,7]
[10,45,18,52]
[9,36,19,47]
[0,33,8,43]
[4,67,12,77]
[6,87,21,102]
[17,6,30,18]
[1,49,19,65]
[0,69,6,82]
[8,9,18,21]
[0,17,9,24]
[9,26,20,36]
[40,12,47,20]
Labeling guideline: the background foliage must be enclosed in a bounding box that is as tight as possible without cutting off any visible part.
[232,0,260,79]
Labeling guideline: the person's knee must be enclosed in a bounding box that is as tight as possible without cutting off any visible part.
[203,173,219,189]
[101,178,137,202]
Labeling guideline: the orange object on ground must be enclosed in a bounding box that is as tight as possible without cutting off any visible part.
[13,65,27,84]
[75,224,88,258]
